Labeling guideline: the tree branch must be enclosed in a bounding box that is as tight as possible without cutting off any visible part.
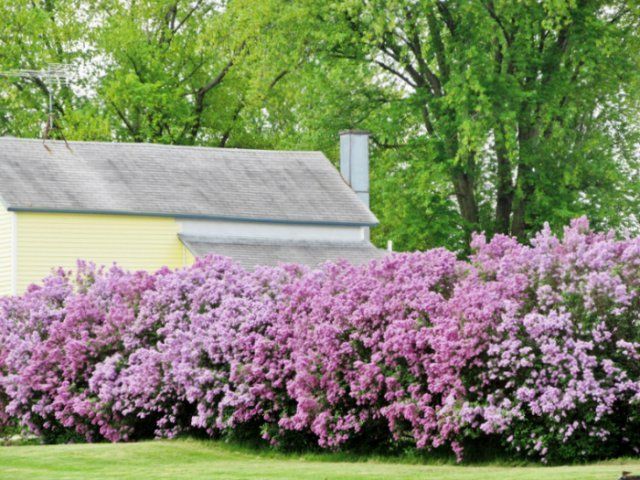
[374,59,417,87]
[186,42,246,142]
[421,105,435,135]
[481,0,513,46]
[219,69,290,147]
[404,7,443,96]
[159,3,178,45]
[219,102,244,148]
[426,8,450,83]
[379,38,426,89]
[435,1,456,36]
[197,55,236,99]
[174,0,209,33]
[268,69,289,89]
[109,100,141,141]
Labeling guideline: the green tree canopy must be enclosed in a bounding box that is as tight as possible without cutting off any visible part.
[0,0,639,252]
[289,0,640,249]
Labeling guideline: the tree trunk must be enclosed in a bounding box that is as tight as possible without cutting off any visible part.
[494,128,514,234]
[452,166,479,230]
[510,124,538,240]
[510,163,530,240]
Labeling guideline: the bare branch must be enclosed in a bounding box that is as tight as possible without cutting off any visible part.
[481,0,513,46]
[379,38,425,88]
[268,69,289,89]
[109,100,141,141]
[196,50,239,100]
[174,0,210,33]
[374,59,417,88]
[435,1,456,36]
[403,8,443,96]
[186,42,246,142]
[426,8,450,82]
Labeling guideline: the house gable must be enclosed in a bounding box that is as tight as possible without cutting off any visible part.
[13,211,190,292]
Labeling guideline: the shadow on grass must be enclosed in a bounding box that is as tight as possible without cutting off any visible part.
[182,428,532,467]
[4,426,639,470]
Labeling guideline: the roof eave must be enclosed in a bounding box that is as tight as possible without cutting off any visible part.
[6,206,379,227]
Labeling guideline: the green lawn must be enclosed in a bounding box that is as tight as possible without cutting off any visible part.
[0,439,638,480]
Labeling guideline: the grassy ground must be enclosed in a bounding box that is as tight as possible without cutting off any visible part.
[0,438,638,480]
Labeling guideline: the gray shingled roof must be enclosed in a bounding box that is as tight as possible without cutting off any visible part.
[180,235,386,269]
[0,137,378,225]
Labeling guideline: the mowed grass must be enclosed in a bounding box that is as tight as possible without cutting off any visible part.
[0,439,638,480]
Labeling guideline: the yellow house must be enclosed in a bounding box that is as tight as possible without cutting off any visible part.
[0,133,381,295]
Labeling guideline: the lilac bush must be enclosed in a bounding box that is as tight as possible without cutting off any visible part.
[277,251,468,454]
[98,257,304,440]
[459,219,640,461]
[0,263,154,441]
[0,218,638,462]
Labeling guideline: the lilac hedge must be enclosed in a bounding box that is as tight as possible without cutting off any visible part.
[0,218,639,462]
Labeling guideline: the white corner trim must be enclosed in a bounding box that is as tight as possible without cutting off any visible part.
[10,212,17,295]
[182,242,188,267]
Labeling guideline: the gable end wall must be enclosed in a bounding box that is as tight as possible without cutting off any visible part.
[14,212,190,293]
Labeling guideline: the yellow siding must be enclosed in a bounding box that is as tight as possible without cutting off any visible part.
[15,212,191,292]
[0,209,13,296]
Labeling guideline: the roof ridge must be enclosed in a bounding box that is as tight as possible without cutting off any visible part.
[0,136,325,157]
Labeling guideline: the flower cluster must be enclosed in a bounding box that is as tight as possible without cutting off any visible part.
[459,219,640,461]
[0,218,638,461]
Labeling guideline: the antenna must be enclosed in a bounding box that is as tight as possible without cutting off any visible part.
[0,63,72,139]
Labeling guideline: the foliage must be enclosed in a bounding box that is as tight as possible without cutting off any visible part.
[0,0,303,147]
[1,1,639,251]
[276,251,469,456]
[298,0,640,247]
[0,263,154,441]
[1,219,639,461]
[460,219,640,461]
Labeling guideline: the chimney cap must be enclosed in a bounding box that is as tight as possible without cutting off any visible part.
[339,129,370,136]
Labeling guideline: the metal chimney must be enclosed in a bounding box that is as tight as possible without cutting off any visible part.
[339,130,370,208]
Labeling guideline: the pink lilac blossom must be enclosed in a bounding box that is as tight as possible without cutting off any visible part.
[0,217,638,462]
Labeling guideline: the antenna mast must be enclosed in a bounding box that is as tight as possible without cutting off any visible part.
[0,63,72,137]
